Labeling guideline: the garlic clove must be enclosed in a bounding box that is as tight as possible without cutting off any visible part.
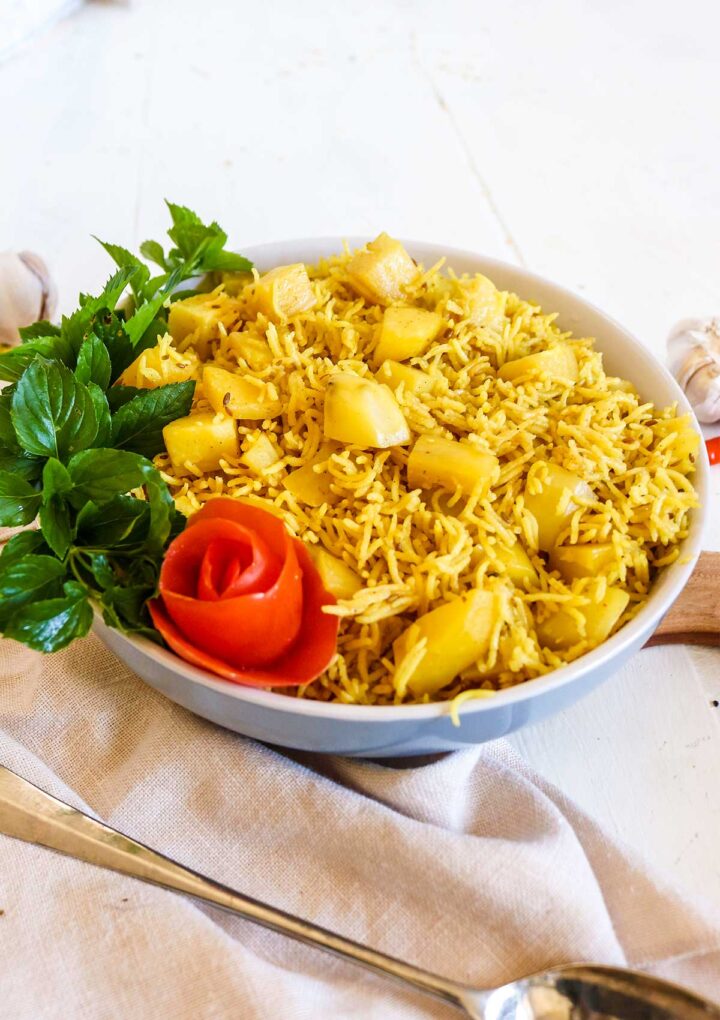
[667,316,720,424]
[0,251,58,346]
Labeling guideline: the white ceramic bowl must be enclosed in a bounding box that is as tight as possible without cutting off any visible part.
[94,239,709,757]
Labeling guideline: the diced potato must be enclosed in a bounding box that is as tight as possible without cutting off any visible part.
[163,412,239,473]
[658,414,701,464]
[347,233,418,305]
[168,295,222,346]
[323,373,410,448]
[536,587,630,651]
[549,543,616,581]
[407,434,500,498]
[283,445,337,507]
[465,274,505,324]
[242,433,280,474]
[374,307,444,364]
[499,345,578,383]
[252,263,316,321]
[227,332,273,371]
[375,360,432,396]
[219,271,253,296]
[524,464,593,551]
[308,547,362,599]
[118,339,199,390]
[394,589,500,696]
[489,540,538,586]
[203,366,281,420]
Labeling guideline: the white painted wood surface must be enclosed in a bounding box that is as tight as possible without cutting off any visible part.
[2,0,719,906]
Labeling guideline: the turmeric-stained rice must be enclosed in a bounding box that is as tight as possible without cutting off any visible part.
[146,236,699,706]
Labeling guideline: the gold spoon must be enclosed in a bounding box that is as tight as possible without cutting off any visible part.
[1,764,718,1018]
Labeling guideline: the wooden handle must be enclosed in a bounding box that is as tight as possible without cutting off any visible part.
[646,551,720,647]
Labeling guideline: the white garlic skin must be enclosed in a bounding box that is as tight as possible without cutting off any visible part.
[0,251,58,346]
[667,316,720,424]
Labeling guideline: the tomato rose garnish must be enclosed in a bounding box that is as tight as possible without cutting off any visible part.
[149,498,339,687]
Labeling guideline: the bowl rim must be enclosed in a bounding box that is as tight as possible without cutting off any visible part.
[105,237,709,722]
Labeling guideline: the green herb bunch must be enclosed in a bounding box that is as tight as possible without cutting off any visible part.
[0,202,252,652]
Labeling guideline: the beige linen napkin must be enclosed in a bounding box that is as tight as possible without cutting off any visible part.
[0,634,719,1019]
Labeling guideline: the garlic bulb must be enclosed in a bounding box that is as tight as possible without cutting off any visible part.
[0,251,58,346]
[667,317,720,423]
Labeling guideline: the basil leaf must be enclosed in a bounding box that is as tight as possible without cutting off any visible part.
[0,472,42,527]
[42,458,73,500]
[76,333,112,390]
[39,499,73,559]
[18,321,62,342]
[86,552,117,588]
[0,452,43,482]
[11,357,98,459]
[87,383,112,448]
[0,530,47,566]
[0,393,20,451]
[111,381,195,458]
[76,494,150,548]
[4,582,92,652]
[94,239,150,300]
[67,448,150,503]
[0,554,66,626]
[143,472,174,554]
[139,240,167,269]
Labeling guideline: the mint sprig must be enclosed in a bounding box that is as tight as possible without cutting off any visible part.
[0,201,252,652]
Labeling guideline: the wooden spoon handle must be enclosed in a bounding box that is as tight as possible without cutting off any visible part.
[646,551,720,647]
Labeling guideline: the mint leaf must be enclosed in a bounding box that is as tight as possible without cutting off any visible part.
[76,333,112,390]
[205,250,253,273]
[165,202,213,259]
[111,381,195,458]
[18,321,61,342]
[11,358,98,459]
[139,240,167,269]
[0,531,47,567]
[87,383,112,447]
[94,239,150,300]
[39,499,72,559]
[4,581,92,652]
[76,494,150,548]
[108,385,143,411]
[124,266,183,345]
[0,554,66,626]
[0,335,74,382]
[87,310,137,383]
[0,472,42,527]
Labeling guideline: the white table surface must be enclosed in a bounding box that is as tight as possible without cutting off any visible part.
[2,0,719,908]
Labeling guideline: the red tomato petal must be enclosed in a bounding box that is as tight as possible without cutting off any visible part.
[149,538,338,688]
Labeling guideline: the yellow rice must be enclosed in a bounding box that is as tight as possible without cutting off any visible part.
[150,244,700,707]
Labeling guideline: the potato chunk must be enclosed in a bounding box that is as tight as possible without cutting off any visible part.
[252,263,315,321]
[394,589,500,696]
[168,295,221,346]
[549,543,615,581]
[536,587,630,650]
[283,445,337,507]
[323,373,410,448]
[374,307,444,364]
[489,540,538,586]
[227,332,273,371]
[407,434,500,498]
[203,366,281,420]
[163,412,239,473]
[375,360,432,396]
[308,547,362,599]
[347,233,418,305]
[242,433,280,474]
[524,464,593,551]
[118,339,199,390]
[499,345,578,383]
[465,274,504,324]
